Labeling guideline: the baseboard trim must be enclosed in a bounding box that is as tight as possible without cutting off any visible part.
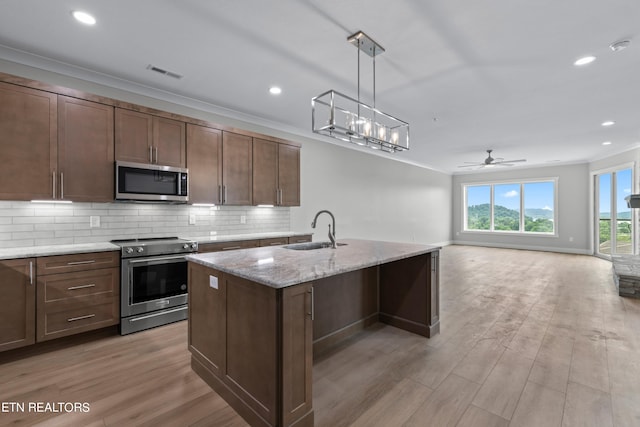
[452,240,592,255]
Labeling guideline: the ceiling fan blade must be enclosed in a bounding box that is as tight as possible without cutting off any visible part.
[457,163,484,168]
[493,159,526,165]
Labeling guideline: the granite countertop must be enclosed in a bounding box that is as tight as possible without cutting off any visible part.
[0,242,120,260]
[187,238,441,289]
[0,232,312,260]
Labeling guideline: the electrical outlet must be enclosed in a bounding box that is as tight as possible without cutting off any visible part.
[189,214,196,225]
[90,216,100,228]
[240,215,246,224]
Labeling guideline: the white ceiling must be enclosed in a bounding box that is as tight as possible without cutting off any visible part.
[1,0,639,173]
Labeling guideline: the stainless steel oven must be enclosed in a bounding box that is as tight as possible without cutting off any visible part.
[112,237,198,335]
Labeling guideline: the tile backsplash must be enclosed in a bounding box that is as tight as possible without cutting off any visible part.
[0,201,291,248]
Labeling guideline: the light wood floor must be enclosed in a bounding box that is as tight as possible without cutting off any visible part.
[1,245,639,427]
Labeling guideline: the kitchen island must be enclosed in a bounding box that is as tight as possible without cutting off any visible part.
[186,238,440,427]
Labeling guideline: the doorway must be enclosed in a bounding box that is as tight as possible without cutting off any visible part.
[595,167,634,258]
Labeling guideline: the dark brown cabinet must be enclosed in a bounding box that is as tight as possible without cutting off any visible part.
[198,239,260,253]
[253,138,300,206]
[189,266,314,427]
[115,108,186,168]
[0,258,36,352]
[186,124,222,204]
[36,251,119,342]
[288,235,312,244]
[0,82,57,201]
[281,283,313,425]
[278,143,301,206]
[222,131,253,205]
[58,96,114,202]
[0,84,115,202]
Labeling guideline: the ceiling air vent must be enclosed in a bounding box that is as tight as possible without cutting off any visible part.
[146,64,183,79]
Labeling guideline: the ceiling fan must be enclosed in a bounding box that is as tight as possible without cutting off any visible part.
[458,149,526,169]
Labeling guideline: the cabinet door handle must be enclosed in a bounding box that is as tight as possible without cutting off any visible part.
[67,260,96,266]
[269,242,284,246]
[222,246,241,251]
[223,185,227,204]
[308,286,314,320]
[29,261,33,285]
[149,146,153,163]
[67,314,95,322]
[218,185,222,204]
[52,171,56,199]
[60,172,64,200]
[278,188,283,205]
[154,147,158,163]
[67,283,96,291]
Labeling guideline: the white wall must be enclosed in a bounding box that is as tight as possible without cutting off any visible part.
[452,163,591,254]
[0,59,453,247]
[291,139,452,246]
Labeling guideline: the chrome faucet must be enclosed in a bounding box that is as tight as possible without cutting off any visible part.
[311,210,336,249]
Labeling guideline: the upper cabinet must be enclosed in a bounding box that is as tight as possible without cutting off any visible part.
[278,142,300,206]
[186,124,222,205]
[0,83,114,202]
[222,131,253,205]
[115,108,186,168]
[0,82,57,201]
[58,96,114,202]
[253,138,300,206]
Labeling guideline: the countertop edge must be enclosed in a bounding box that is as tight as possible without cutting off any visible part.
[0,231,311,260]
[187,241,441,289]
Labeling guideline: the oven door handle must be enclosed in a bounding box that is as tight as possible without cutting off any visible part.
[125,255,188,265]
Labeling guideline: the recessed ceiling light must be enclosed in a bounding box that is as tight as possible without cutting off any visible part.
[574,55,596,66]
[72,10,96,25]
[602,141,612,146]
[601,120,615,127]
[269,86,282,95]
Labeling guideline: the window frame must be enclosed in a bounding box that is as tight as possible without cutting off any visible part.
[462,177,559,237]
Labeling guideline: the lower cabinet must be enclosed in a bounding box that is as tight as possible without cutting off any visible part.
[36,251,120,342]
[189,264,314,427]
[0,258,36,352]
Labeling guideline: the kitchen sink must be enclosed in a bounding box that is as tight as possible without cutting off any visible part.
[283,241,348,251]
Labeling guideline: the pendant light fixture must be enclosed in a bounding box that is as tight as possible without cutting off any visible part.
[312,31,409,153]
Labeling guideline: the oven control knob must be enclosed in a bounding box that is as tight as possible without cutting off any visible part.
[183,243,189,249]
[125,247,134,254]
[191,243,198,249]
[136,247,144,253]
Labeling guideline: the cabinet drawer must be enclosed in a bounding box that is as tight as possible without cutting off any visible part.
[38,297,119,341]
[37,251,119,275]
[288,235,312,244]
[259,237,288,247]
[198,239,260,253]
[39,267,119,303]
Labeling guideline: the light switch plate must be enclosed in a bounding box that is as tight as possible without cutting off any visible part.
[189,214,196,225]
[90,216,100,228]
[209,275,218,290]
[240,215,246,224]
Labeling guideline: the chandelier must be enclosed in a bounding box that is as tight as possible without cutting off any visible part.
[312,31,409,153]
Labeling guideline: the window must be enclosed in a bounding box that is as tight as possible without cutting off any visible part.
[464,179,556,234]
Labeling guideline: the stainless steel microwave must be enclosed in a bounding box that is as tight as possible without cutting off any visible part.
[115,161,188,202]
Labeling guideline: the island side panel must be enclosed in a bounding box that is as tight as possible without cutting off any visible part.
[281,283,314,427]
[188,263,279,427]
[378,252,440,337]
[311,267,379,356]
[226,274,279,426]
[188,262,226,376]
